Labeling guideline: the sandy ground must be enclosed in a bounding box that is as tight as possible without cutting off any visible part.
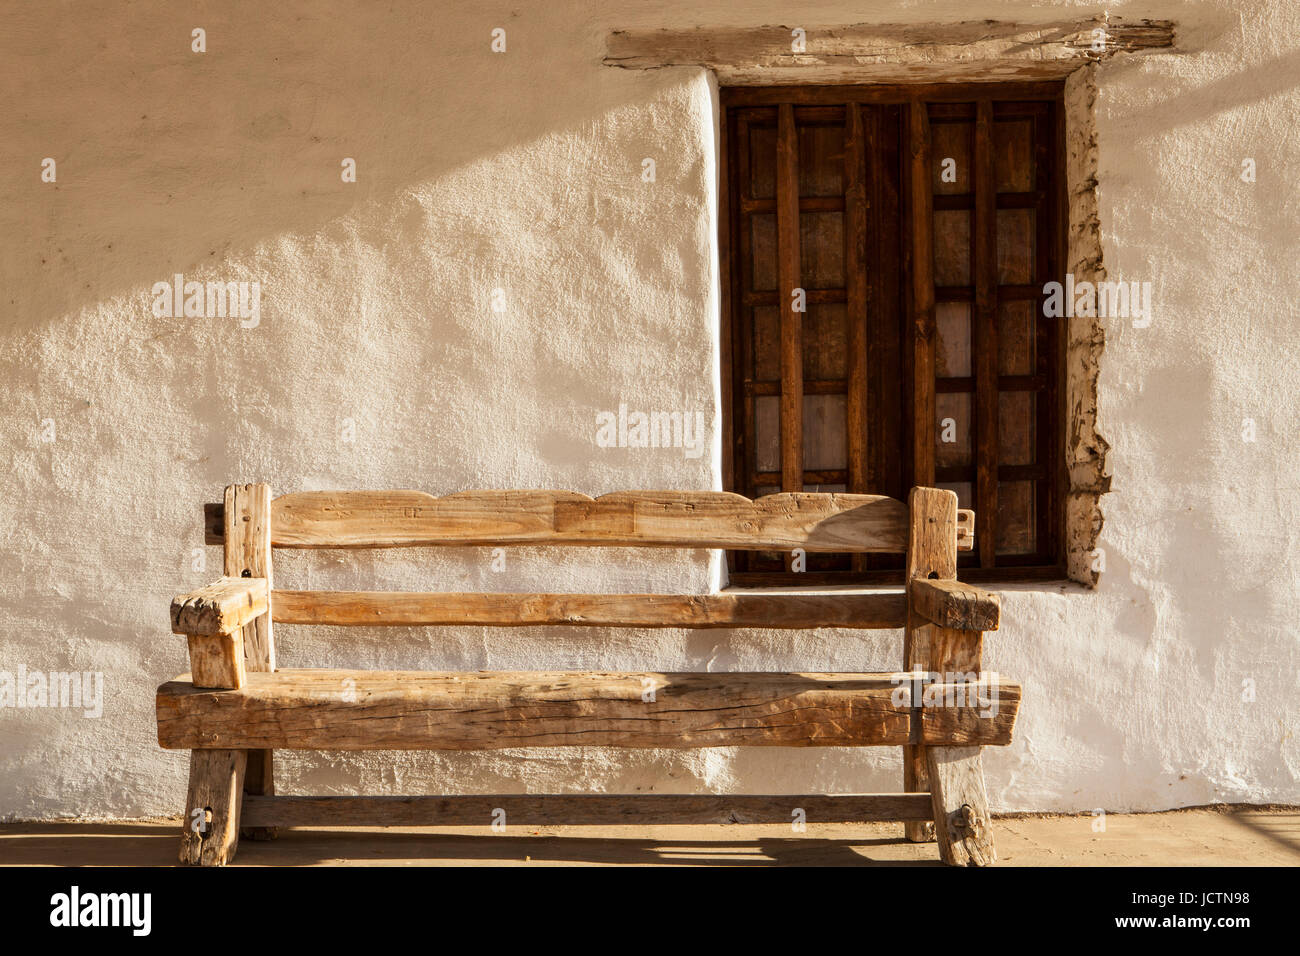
[1,806,1296,866]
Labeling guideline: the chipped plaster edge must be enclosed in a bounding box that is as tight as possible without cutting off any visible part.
[1063,63,1111,588]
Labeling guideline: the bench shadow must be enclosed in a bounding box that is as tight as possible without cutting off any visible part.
[1220,810,1300,859]
[0,823,182,866]
[237,829,944,866]
[0,823,942,867]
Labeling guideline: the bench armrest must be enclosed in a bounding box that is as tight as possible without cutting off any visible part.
[909,578,1000,631]
[171,577,268,636]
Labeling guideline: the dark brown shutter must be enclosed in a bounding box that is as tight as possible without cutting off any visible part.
[722,84,1064,584]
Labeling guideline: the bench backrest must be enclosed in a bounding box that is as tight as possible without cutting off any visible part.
[178,481,982,691]
[200,487,977,675]
[208,490,972,553]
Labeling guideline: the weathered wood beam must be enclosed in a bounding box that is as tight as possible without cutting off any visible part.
[202,490,911,553]
[974,99,999,570]
[912,496,998,866]
[171,577,268,636]
[928,745,997,866]
[241,793,936,828]
[156,669,1020,751]
[909,579,1000,632]
[204,496,976,550]
[604,18,1175,84]
[223,483,276,842]
[272,589,908,629]
[909,101,937,487]
[178,749,246,866]
[183,633,245,690]
[776,103,803,495]
[901,487,955,842]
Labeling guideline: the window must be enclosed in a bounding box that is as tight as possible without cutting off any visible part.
[720,83,1066,584]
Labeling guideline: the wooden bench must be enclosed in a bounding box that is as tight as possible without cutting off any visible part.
[158,483,1017,865]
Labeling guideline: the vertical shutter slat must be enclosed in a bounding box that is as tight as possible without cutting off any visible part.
[845,103,869,496]
[908,100,937,488]
[776,104,803,493]
[974,100,1000,568]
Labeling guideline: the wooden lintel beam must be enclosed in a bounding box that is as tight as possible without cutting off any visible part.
[603,18,1175,83]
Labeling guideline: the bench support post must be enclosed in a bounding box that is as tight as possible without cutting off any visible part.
[927,744,996,866]
[179,749,247,865]
[904,487,997,865]
[224,483,278,841]
[902,487,952,842]
[926,622,995,865]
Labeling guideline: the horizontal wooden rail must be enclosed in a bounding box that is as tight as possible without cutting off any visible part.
[240,793,935,827]
[272,589,909,629]
[156,669,1020,751]
[909,579,1000,631]
[203,490,909,552]
[203,491,976,552]
[171,577,268,636]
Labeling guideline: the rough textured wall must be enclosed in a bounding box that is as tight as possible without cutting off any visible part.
[1,0,1295,819]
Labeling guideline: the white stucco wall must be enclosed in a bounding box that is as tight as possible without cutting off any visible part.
[1,0,1296,820]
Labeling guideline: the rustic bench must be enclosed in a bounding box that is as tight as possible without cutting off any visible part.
[158,483,1017,865]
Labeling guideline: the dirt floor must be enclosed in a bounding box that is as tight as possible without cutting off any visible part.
[1,806,1296,866]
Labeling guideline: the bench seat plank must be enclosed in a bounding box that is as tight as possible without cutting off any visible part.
[157,669,1019,751]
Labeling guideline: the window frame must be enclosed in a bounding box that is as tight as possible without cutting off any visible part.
[719,81,1069,585]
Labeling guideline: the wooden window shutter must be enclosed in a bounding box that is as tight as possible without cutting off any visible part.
[721,83,1065,584]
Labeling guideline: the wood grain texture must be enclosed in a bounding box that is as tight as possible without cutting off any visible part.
[241,793,936,828]
[224,484,274,671]
[184,633,244,690]
[603,19,1175,83]
[920,530,996,865]
[209,490,911,553]
[909,578,1000,631]
[974,99,1000,569]
[223,483,276,841]
[178,749,246,866]
[909,101,937,487]
[902,487,959,841]
[722,83,1065,106]
[844,101,869,512]
[272,589,908,629]
[156,669,1020,751]
[205,492,971,553]
[777,104,803,493]
[170,577,267,636]
[719,108,736,495]
[927,745,996,866]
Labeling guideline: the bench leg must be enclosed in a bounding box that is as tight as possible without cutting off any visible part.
[241,749,277,841]
[902,624,934,842]
[179,749,247,866]
[927,745,996,866]
[902,748,935,842]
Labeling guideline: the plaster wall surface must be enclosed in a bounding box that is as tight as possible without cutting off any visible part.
[1,0,1296,818]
